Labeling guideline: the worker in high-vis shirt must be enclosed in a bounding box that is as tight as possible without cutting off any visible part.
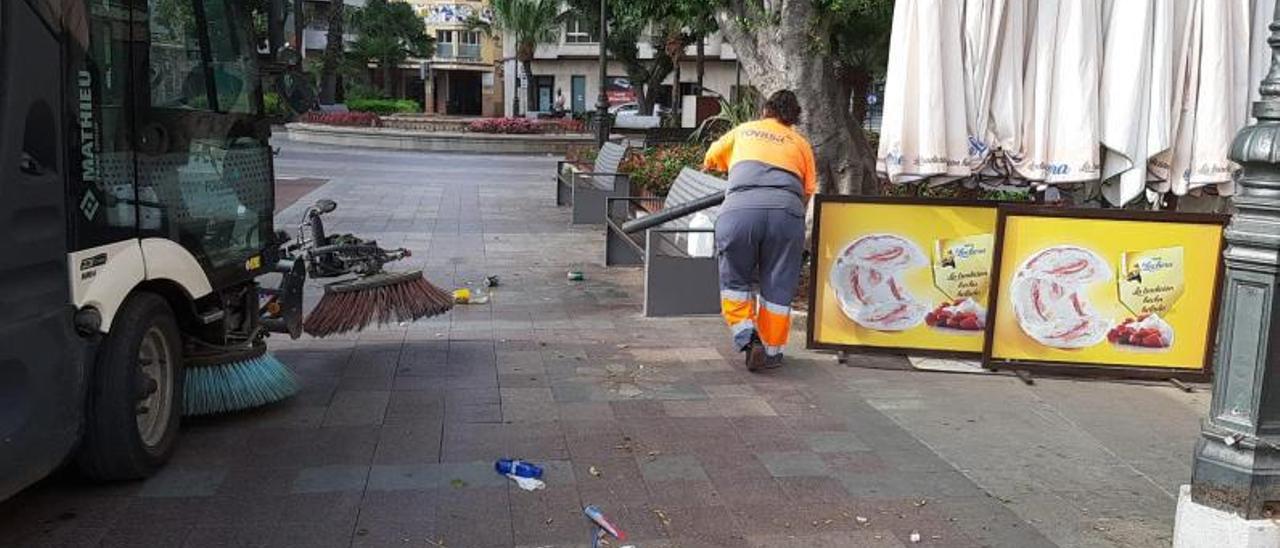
[703,90,817,371]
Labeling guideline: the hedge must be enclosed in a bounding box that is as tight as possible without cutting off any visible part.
[347,98,420,115]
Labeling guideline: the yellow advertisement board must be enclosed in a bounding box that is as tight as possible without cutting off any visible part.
[987,208,1226,374]
[808,198,999,355]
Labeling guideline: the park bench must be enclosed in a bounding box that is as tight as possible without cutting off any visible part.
[556,142,631,225]
[604,168,728,317]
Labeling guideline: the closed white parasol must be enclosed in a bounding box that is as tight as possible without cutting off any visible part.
[1151,0,1251,197]
[961,0,1027,175]
[1098,0,1176,206]
[1015,0,1103,184]
[877,0,969,184]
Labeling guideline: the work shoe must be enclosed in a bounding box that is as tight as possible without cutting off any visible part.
[762,353,784,370]
[744,337,767,372]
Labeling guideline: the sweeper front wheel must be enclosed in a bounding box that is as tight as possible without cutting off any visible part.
[77,292,185,481]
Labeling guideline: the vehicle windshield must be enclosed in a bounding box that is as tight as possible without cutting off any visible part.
[69,0,272,283]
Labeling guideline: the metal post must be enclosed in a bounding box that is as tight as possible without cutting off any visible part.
[1188,5,1280,520]
[595,0,609,147]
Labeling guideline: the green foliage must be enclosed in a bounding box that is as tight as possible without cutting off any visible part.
[566,0,717,110]
[263,92,287,117]
[347,98,421,114]
[348,0,435,94]
[619,144,707,196]
[694,96,762,143]
[476,0,564,61]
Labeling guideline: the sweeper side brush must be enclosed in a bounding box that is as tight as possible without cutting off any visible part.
[304,270,454,337]
[183,343,298,416]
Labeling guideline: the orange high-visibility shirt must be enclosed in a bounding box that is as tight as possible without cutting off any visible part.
[703,118,818,199]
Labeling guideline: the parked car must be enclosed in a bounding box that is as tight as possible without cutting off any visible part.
[610,102,671,117]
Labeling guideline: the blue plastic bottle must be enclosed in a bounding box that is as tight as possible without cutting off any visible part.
[495,459,544,479]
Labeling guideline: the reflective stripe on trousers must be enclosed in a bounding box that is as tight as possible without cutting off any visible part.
[715,207,805,356]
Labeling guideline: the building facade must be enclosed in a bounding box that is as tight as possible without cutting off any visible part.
[503,16,748,119]
[409,0,505,116]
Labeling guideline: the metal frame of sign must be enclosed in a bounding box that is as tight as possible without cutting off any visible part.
[982,205,1229,381]
[806,195,1000,359]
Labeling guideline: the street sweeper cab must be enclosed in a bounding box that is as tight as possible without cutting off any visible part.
[0,0,289,499]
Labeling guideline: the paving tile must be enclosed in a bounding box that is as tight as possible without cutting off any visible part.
[756,451,832,478]
[640,455,710,483]
[138,468,226,498]
[197,492,362,527]
[610,400,667,418]
[436,487,512,546]
[508,485,584,546]
[438,461,509,489]
[557,401,616,421]
[215,467,298,496]
[373,423,443,465]
[646,480,722,507]
[183,520,356,548]
[291,465,369,494]
[368,464,441,491]
[357,490,438,523]
[777,476,856,505]
[350,519,441,548]
[713,397,779,417]
[804,431,871,453]
[704,384,759,398]
[99,522,193,548]
[573,457,650,507]
[663,400,720,418]
[658,505,744,546]
[240,427,379,469]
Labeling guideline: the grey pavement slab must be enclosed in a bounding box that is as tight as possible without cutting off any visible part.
[0,140,1203,548]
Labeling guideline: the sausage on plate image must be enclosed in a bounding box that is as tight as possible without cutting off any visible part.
[1009,246,1112,349]
[828,234,929,331]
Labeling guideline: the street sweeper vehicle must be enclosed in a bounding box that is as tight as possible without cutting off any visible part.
[0,0,452,501]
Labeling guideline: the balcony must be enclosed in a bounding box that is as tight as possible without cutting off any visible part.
[435,43,481,61]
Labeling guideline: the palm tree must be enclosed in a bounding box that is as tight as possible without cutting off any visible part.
[319,0,345,104]
[470,0,564,115]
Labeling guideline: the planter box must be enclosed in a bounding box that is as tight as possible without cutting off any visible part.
[286,123,603,155]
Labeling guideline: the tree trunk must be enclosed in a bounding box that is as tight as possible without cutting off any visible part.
[638,56,673,116]
[319,0,344,104]
[717,1,877,196]
[672,61,681,120]
[696,39,705,94]
[267,0,284,60]
[522,59,536,114]
[383,62,395,97]
[849,67,872,125]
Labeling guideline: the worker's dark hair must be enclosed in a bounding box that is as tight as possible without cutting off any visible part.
[763,90,802,126]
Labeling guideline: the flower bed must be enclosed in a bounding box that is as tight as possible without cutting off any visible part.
[619,144,708,196]
[467,117,586,135]
[298,111,382,128]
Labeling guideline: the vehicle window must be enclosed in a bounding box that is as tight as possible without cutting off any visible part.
[148,0,211,110]
[203,0,258,114]
[137,0,272,275]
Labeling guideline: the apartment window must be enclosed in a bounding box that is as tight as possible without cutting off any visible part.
[436,30,455,58]
[565,16,597,44]
[459,31,480,59]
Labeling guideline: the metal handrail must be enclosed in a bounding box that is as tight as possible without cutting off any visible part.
[619,192,725,234]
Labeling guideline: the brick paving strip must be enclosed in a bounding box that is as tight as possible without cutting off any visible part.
[0,142,1055,548]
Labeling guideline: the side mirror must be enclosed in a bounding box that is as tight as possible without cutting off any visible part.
[315,199,337,214]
